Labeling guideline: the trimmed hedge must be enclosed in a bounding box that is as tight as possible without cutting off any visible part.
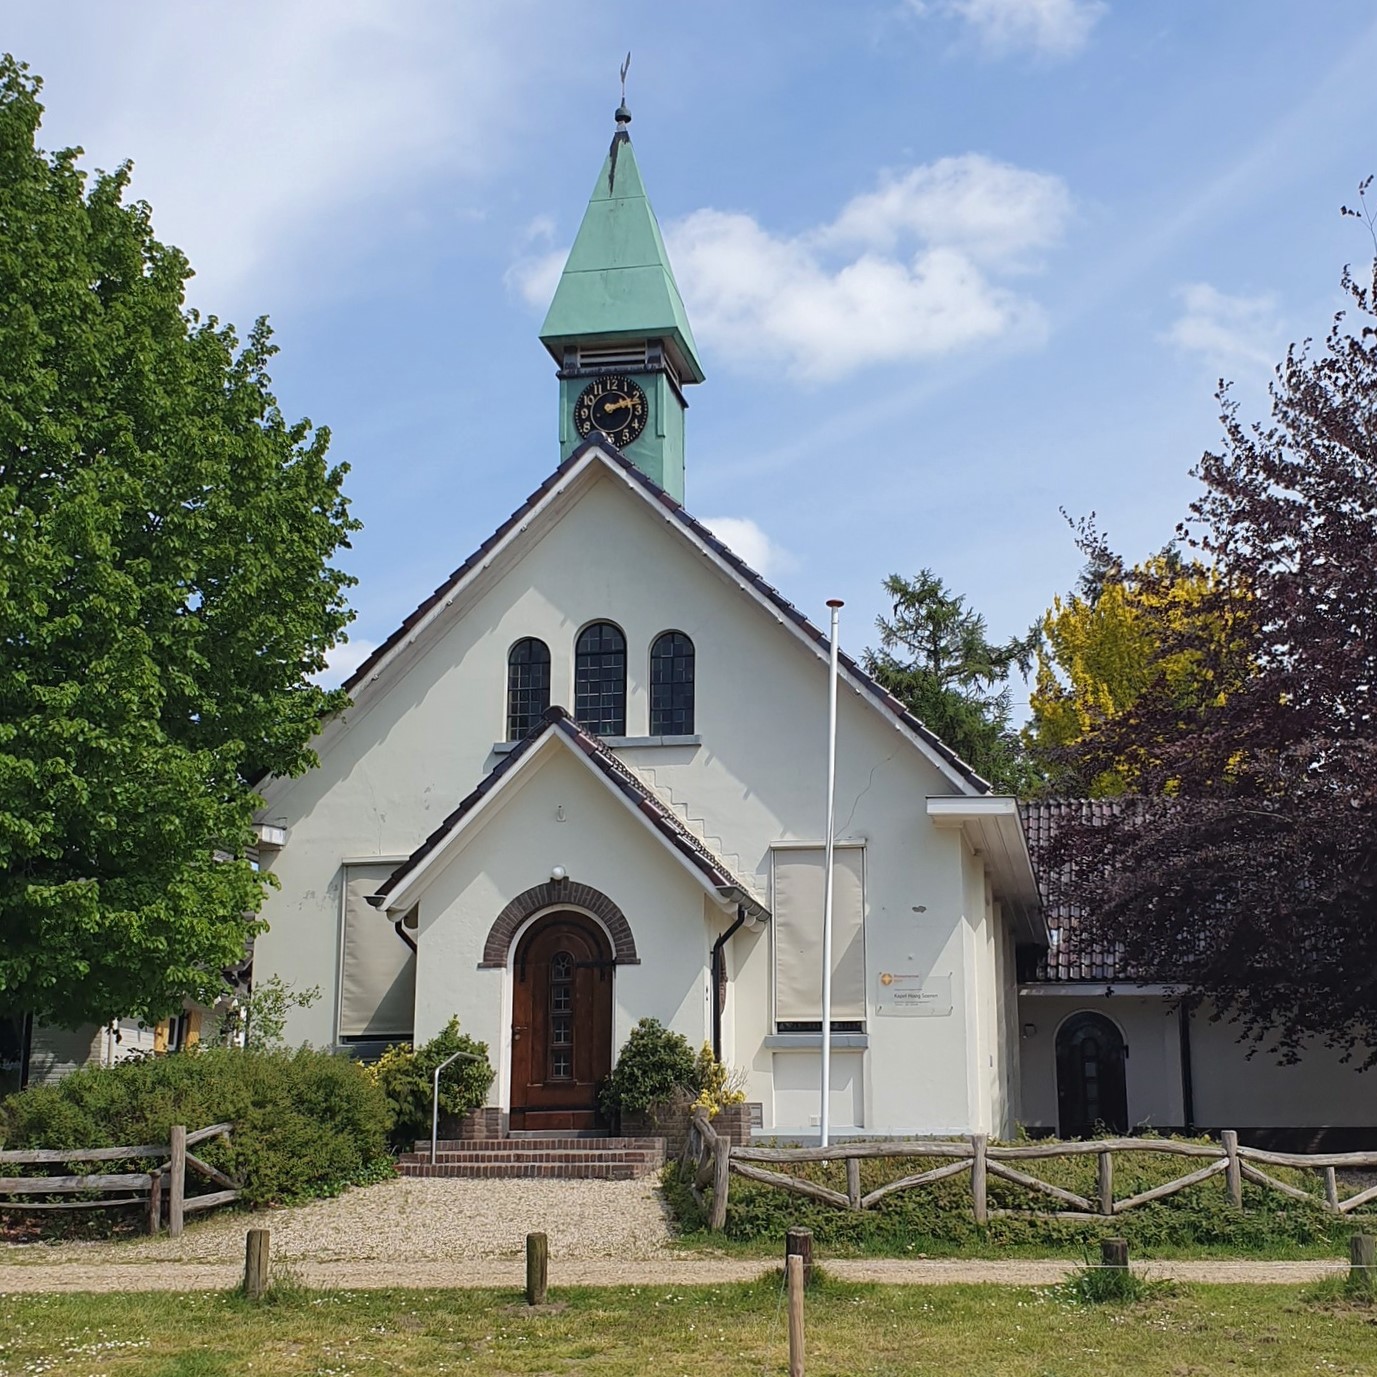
[0,1046,392,1207]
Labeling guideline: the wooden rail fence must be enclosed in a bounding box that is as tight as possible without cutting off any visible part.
[680,1108,1377,1231]
[0,1123,240,1236]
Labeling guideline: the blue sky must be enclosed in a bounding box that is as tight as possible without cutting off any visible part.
[10,2,1377,709]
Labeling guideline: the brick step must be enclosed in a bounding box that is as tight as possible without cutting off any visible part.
[399,1154,661,1169]
[413,1136,663,1154]
[397,1161,656,1181]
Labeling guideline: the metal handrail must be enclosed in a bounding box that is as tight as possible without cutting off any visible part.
[431,1050,487,1165]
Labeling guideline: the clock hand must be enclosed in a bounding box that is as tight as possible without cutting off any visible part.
[601,396,633,412]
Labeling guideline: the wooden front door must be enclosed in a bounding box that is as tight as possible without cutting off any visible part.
[1056,1011,1129,1138]
[510,912,614,1131]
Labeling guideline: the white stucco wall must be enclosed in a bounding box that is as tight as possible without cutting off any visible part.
[1188,1016,1375,1129]
[254,458,1017,1133]
[1017,993,1375,1134]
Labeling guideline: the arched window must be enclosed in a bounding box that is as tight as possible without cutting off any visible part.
[650,631,695,736]
[575,622,626,736]
[507,638,551,741]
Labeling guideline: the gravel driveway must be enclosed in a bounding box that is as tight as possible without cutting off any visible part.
[0,1177,1351,1293]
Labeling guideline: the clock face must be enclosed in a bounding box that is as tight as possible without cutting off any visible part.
[573,375,648,448]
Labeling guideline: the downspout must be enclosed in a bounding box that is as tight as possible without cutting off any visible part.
[710,905,747,1063]
[1177,1002,1196,1135]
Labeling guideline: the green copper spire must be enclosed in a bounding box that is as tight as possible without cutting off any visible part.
[539,116,703,383]
[540,105,703,502]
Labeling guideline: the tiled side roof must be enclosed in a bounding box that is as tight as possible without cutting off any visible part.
[374,706,767,915]
[1019,799,1127,983]
[343,438,990,795]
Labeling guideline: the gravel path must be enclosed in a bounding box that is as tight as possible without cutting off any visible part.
[0,1177,1350,1293]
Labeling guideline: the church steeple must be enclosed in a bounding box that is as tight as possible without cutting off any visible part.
[539,102,703,502]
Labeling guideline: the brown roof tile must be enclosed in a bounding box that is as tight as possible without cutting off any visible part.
[1019,799,1127,983]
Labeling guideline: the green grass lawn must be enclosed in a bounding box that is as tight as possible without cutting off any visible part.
[0,1280,1374,1376]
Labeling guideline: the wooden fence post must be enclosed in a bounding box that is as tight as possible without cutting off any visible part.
[168,1125,186,1239]
[971,1134,988,1226]
[1350,1234,1376,1290]
[786,1252,805,1377]
[708,1135,731,1231]
[785,1226,815,1286]
[846,1157,862,1211]
[1324,1167,1340,1213]
[1101,1237,1130,1272]
[244,1228,271,1300]
[526,1231,549,1306]
[1221,1130,1242,1209]
[1097,1150,1114,1215]
[146,1169,163,1236]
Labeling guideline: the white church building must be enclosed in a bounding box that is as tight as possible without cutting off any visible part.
[249,106,1045,1139]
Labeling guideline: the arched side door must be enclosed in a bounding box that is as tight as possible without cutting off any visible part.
[510,912,614,1132]
[1055,1011,1128,1138]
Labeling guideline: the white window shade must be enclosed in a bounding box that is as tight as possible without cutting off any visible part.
[773,847,866,1023]
[339,864,416,1039]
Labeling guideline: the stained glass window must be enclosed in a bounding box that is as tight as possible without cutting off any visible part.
[574,622,626,736]
[507,638,551,741]
[650,631,695,736]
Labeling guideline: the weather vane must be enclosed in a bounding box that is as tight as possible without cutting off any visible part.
[619,51,631,106]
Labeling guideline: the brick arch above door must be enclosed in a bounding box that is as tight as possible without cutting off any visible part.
[478,882,640,969]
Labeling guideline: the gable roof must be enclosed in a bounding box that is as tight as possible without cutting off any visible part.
[370,706,768,919]
[340,437,991,797]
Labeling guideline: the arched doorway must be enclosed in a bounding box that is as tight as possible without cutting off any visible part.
[510,912,614,1131]
[1056,1011,1128,1138]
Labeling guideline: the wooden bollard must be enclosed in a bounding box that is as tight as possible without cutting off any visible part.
[786,1252,805,1377]
[168,1125,186,1239]
[244,1228,271,1300]
[1350,1233,1376,1289]
[526,1231,548,1306]
[1101,1237,1130,1272]
[785,1226,814,1286]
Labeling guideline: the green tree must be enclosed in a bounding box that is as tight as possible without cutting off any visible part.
[863,570,1036,792]
[0,58,358,1028]
[1025,537,1250,795]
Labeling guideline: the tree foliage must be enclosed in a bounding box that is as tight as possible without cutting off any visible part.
[1025,532,1250,796]
[0,58,358,1027]
[863,570,1036,791]
[1050,212,1377,1060]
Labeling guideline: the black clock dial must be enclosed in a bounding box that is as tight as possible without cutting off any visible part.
[573,375,648,448]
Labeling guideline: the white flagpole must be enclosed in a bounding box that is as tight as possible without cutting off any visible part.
[820,598,843,1149]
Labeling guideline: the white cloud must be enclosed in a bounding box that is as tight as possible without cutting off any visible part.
[314,637,380,690]
[665,155,1071,382]
[700,517,796,578]
[823,156,1073,265]
[927,0,1108,59]
[506,249,568,312]
[11,2,535,307]
[1163,283,1282,370]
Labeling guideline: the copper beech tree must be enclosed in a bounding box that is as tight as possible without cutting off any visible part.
[1049,207,1377,1062]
